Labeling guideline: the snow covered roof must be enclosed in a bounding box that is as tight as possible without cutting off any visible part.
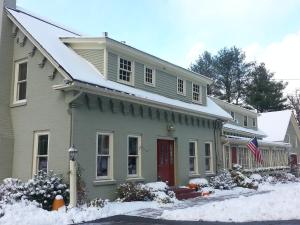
[223,123,266,137]
[258,110,292,142]
[224,136,291,148]
[6,7,232,121]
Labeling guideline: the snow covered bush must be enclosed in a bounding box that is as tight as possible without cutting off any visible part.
[189,178,209,189]
[210,169,236,190]
[231,165,258,189]
[266,171,296,183]
[116,182,152,202]
[250,174,263,183]
[144,182,176,204]
[0,178,26,204]
[87,198,107,208]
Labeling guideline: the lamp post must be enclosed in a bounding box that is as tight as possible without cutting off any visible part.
[68,145,78,208]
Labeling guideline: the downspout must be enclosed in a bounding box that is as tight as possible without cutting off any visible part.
[213,119,223,174]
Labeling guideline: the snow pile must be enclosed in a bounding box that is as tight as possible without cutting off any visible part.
[189,178,209,188]
[144,182,168,192]
[143,182,176,204]
[161,182,300,222]
[249,174,263,183]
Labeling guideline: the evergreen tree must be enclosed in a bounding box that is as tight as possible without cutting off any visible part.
[245,63,288,112]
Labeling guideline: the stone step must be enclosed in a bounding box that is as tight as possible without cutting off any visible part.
[169,187,202,200]
[176,191,202,200]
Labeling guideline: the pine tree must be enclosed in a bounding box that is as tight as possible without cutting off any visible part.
[245,63,288,112]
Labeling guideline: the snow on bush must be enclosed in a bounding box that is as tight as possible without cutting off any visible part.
[250,174,263,183]
[87,198,107,208]
[231,165,258,189]
[0,171,69,211]
[189,178,209,188]
[143,181,176,203]
[263,171,296,184]
[210,169,236,190]
[144,181,168,192]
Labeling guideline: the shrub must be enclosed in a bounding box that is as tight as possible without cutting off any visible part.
[189,178,209,189]
[210,169,236,190]
[249,174,263,183]
[144,182,176,203]
[0,178,26,204]
[116,182,152,202]
[267,171,296,183]
[88,198,107,208]
[231,169,258,189]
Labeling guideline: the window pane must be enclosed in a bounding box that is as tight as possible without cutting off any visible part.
[98,134,109,155]
[97,156,108,177]
[18,62,27,80]
[189,142,195,156]
[128,156,137,175]
[38,135,48,155]
[38,156,48,172]
[129,137,138,155]
[18,82,27,100]
[189,157,195,172]
[205,144,210,157]
[205,158,211,171]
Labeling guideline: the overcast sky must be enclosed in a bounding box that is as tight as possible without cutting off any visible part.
[17,0,300,94]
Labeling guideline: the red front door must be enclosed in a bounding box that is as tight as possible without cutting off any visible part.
[157,139,175,186]
[231,147,237,165]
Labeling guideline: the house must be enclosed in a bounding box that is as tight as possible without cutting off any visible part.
[0,0,232,200]
[211,97,291,171]
[258,110,300,169]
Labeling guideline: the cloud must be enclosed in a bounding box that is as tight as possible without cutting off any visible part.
[245,31,300,94]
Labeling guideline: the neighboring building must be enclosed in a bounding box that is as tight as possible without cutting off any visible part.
[0,1,232,199]
[258,110,300,168]
[211,97,290,171]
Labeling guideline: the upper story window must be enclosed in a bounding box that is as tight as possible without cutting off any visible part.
[252,118,256,127]
[118,57,134,85]
[144,66,155,87]
[33,131,49,175]
[177,78,186,96]
[14,60,28,103]
[96,132,113,179]
[243,115,248,127]
[230,111,235,120]
[192,83,202,103]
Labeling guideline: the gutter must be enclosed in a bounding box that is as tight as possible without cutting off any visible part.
[53,81,231,122]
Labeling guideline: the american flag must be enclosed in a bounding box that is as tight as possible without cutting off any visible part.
[247,137,263,163]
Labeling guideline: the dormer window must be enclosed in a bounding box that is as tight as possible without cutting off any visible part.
[243,116,248,127]
[192,83,202,104]
[144,66,155,86]
[252,118,256,127]
[14,60,28,104]
[118,57,134,85]
[177,78,186,96]
[231,111,235,120]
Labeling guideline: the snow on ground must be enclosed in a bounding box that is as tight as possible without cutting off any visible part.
[161,182,300,222]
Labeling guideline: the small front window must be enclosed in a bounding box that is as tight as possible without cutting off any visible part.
[252,118,256,127]
[243,116,248,127]
[118,58,133,84]
[96,133,113,179]
[205,142,213,173]
[33,132,49,175]
[192,83,202,103]
[144,66,155,86]
[177,78,186,95]
[14,60,27,103]
[128,136,141,176]
[189,141,198,174]
[230,111,235,120]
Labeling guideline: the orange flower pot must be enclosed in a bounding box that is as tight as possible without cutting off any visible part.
[52,197,65,211]
[188,183,197,189]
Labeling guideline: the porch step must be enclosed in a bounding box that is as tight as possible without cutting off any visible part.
[169,187,202,200]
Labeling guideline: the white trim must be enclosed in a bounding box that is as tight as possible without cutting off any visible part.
[192,82,203,104]
[103,47,108,79]
[117,56,135,86]
[223,144,231,169]
[127,134,142,178]
[177,77,186,96]
[144,65,156,87]
[252,118,257,128]
[32,131,50,176]
[13,59,28,104]
[204,142,213,173]
[188,140,199,175]
[96,132,114,180]
[243,115,248,127]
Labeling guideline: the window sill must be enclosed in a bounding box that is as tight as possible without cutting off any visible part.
[93,179,116,186]
[144,82,156,87]
[177,92,186,97]
[205,172,216,177]
[126,177,145,182]
[10,101,27,108]
[189,173,201,178]
[117,79,134,86]
[192,100,203,105]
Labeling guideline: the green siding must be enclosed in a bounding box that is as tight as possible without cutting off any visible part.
[73,49,104,75]
[107,51,207,105]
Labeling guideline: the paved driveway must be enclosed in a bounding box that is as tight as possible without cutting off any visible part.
[78,215,300,225]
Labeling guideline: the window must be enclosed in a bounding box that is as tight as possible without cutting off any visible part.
[177,78,186,95]
[192,83,202,103]
[230,111,235,120]
[144,66,155,86]
[243,116,248,127]
[189,141,198,174]
[205,142,213,173]
[252,118,256,127]
[223,145,231,169]
[33,132,49,175]
[118,57,133,85]
[14,60,27,103]
[96,133,113,179]
[128,135,141,176]
[238,147,249,169]
[295,136,298,148]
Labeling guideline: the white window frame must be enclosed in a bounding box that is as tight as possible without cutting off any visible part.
[117,56,134,86]
[96,132,114,180]
[189,140,198,174]
[223,144,231,169]
[192,83,202,104]
[177,77,186,96]
[13,59,28,104]
[144,65,156,87]
[32,131,50,176]
[204,142,213,173]
[252,118,256,127]
[243,115,248,127]
[127,135,142,177]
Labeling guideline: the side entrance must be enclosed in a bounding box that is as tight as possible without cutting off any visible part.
[157,139,175,186]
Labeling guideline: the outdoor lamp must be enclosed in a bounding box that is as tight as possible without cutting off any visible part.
[68,145,78,161]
